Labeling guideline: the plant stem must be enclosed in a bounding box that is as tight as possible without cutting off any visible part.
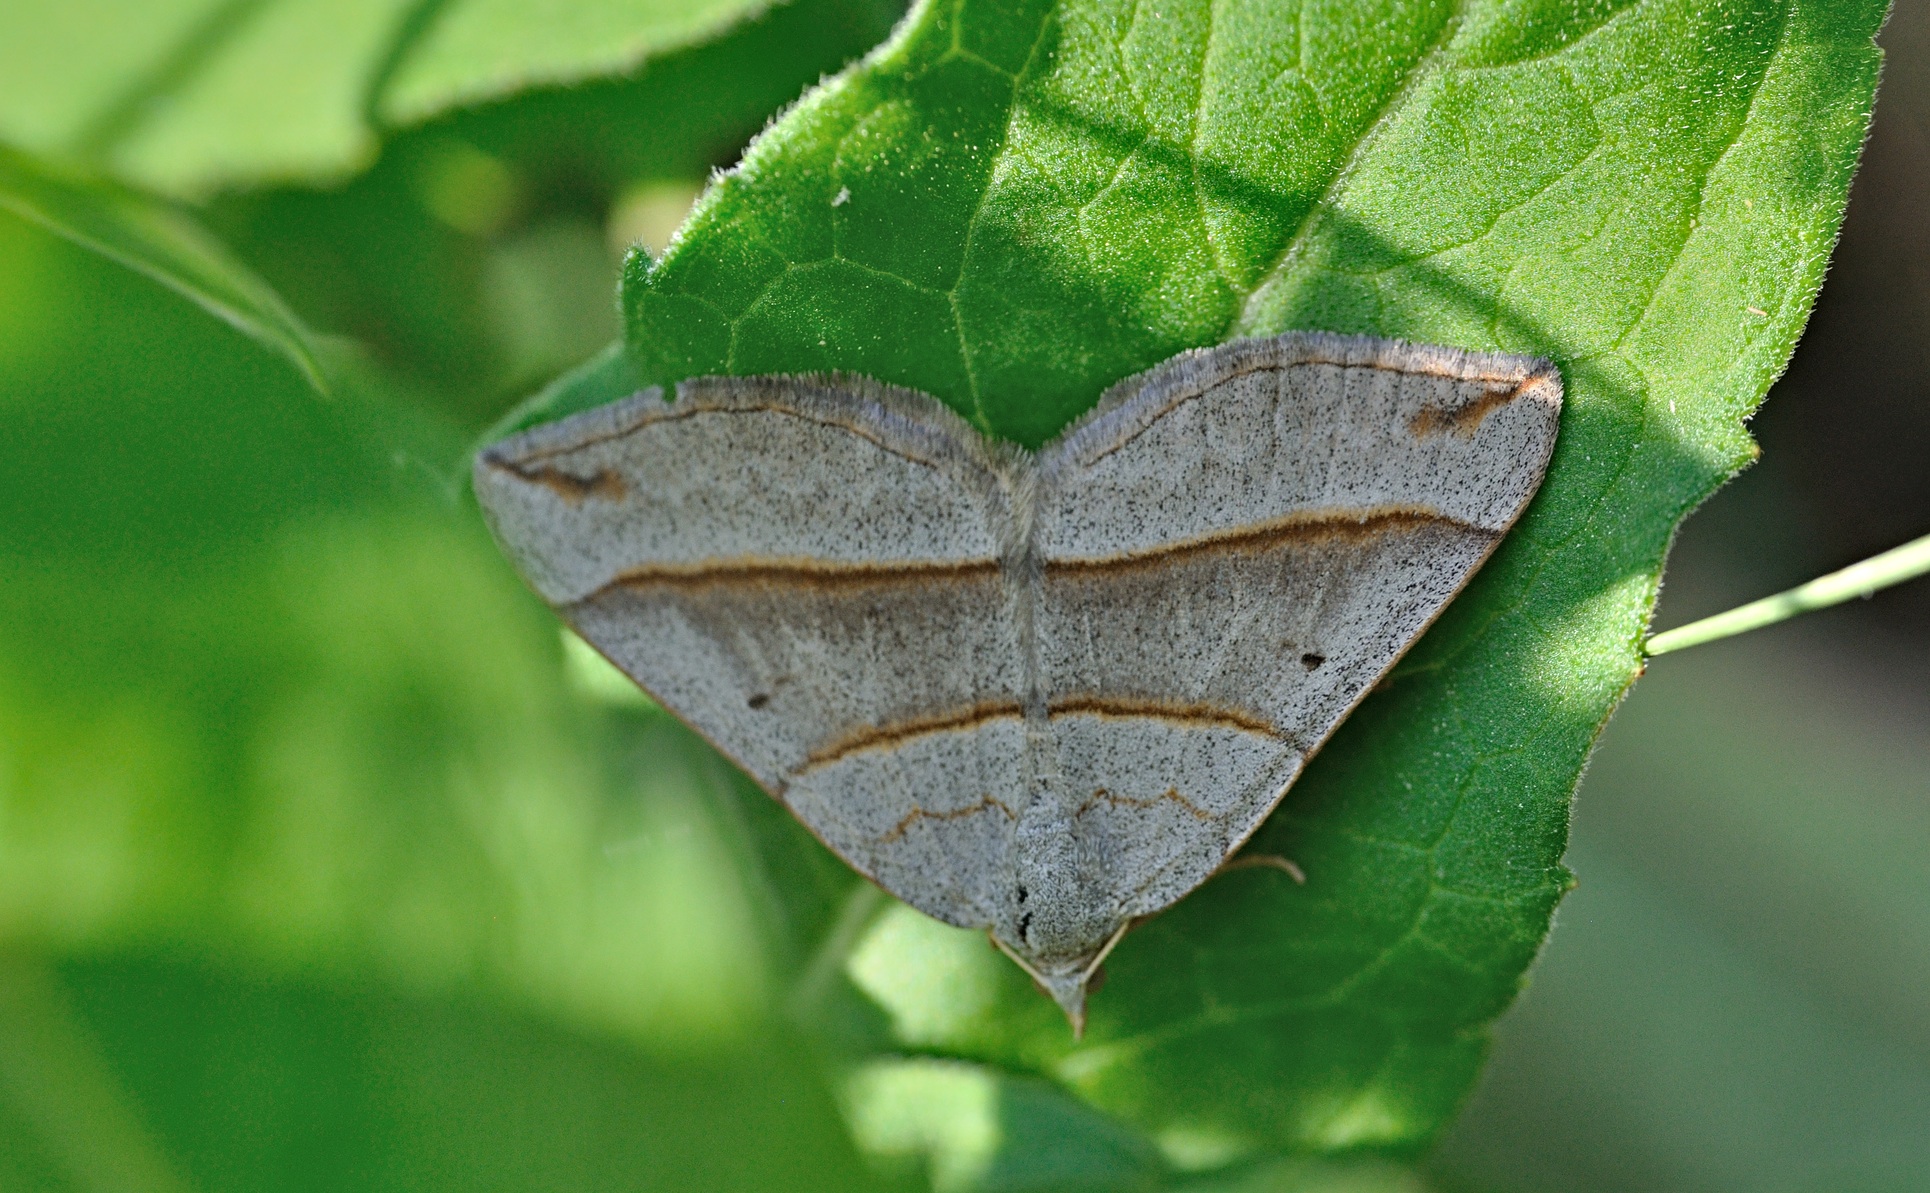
[1645,532,1930,656]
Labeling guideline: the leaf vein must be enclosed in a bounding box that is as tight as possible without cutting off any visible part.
[1230,0,1472,334]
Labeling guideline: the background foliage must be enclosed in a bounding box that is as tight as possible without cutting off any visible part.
[0,1,1923,1191]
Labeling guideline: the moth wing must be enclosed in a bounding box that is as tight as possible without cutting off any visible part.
[473,376,1027,930]
[1030,332,1561,922]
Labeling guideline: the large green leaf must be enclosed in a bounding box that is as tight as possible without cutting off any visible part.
[546,0,1891,1170]
[0,0,891,196]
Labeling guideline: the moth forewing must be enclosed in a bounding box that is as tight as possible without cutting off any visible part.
[473,332,1562,1030]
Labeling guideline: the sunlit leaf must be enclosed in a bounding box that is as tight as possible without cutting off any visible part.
[559,0,1892,1168]
[381,0,798,125]
[0,0,900,196]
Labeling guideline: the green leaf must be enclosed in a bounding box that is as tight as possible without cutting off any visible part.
[0,0,420,195]
[186,0,904,417]
[0,143,324,389]
[379,0,810,126]
[0,0,898,197]
[597,0,1890,1169]
[843,1057,1165,1192]
[485,340,643,442]
[0,201,908,1189]
[0,952,893,1193]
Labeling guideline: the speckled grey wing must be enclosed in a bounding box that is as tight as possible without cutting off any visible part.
[472,376,1028,932]
[1021,332,1562,963]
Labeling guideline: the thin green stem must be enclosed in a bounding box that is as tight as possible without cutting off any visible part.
[1646,532,1930,656]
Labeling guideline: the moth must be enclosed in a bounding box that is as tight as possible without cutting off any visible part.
[474,332,1561,1030]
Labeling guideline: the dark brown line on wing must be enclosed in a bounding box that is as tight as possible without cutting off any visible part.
[1184,349,1549,392]
[800,700,1027,771]
[505,400,955,472]
[1046,694,1282,739]
[876,795,1017,844]
[1408,385,1517,439]
[595,555,1000,598]
[1074,787,1216,822]
[1080,353,1559,465]
[1077,360,1550,466]
[485,457,629,503]
[1045,504,1495,576]
[595,506,1476,598]
[795,694,1285,775]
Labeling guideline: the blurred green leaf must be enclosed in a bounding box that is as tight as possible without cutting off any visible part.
[0,0,894,197]
[845,1057,1165,1193]
[0,958,195,1193]
[0,143,323,389]
[1177,1156,1433,1193]
[0,0,417,195]
[0,952,894,1193]
[485,340,641,442]
[1436,629,1930,1191]
[380,0,802,126]
[0,205,887,1186]
[571,0,1891,1170]
[191,0,902,420]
